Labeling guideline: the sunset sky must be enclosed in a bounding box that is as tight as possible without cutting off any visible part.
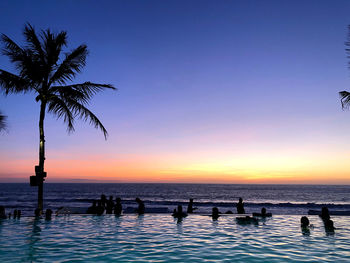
[1,0,350,183]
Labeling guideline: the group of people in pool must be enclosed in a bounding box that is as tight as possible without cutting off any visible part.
[300,207,336,234]
[0,197,339,233]
[0,206,21,219]
[86,195,144,216]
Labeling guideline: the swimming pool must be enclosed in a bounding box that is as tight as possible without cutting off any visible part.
[0,215,349,262]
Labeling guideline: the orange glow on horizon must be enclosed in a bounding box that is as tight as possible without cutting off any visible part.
[1,149,350,184]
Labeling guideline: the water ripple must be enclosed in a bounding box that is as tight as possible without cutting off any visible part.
[0,215,350,262]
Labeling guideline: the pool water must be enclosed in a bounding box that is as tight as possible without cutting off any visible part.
[0,215,349,262]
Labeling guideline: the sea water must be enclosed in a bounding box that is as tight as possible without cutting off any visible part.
[0,214,350,262]
[0,183,350,215]
[1,183,350,262]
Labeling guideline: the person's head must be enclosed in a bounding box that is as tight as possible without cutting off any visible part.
[109,196,113,200]
[101,194,106,200]
[116,197,121,203]
[261,208,266,215]
[212,207,219,215]
[189,198,193,203]
[239,198,243,203]
[321,207,329,216]
[177,205,183,213]
[136,198,141,203]
[300,216,309,227]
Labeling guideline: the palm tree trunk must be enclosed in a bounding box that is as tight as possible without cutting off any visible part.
[38,101,46,212]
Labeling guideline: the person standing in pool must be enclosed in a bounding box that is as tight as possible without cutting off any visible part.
[0,206,7,219]
[106,196,114,214]
[114,197,122,215]
[300,216,311,235]
[236,198,245,214]
[324,219,336,233]
[96,200,105,215]
[187,198,197,213]
[300,216,310,228]
[101,194,107,208]
[45,209,52,220]
[253,207,272,217]
[173,205,187,218]
[212,207,220,220]
[320,207,330,221]
[136,198,145,215]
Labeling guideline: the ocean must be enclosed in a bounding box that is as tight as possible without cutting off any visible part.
[1,183,350,216]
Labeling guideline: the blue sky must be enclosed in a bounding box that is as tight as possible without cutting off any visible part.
[1,0,350,183]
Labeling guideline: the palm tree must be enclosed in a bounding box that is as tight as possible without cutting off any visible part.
[0,111,6,131]
[0,24,116,211]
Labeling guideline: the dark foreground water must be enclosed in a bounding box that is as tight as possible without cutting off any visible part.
[1,183,350,216]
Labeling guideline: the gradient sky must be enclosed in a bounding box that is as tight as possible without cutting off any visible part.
[1,0,350,183]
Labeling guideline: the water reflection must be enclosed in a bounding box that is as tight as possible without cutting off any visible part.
[176,219,183,235]
[0,215,349,262]
[26,218,41,262]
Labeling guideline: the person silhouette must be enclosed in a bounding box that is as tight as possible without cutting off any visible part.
[45,209,52,220]
[114,197,122,215]
[212,207,220,220]
[187,199,197,213]
[236,215,258,224]
[0,206,7,219]
[300,216,310,227]
[34,208,41,219]
[320,207,330,221]
[136,198,145,215]
[324,219,336,233]
[253,207,272,217]
[106,196,114,214]
[236,198,245,214]
[300,216,311,235]
[13,209,18,219]
[96,200,105,216]
[173,205,187,219]
[100,194,107,208]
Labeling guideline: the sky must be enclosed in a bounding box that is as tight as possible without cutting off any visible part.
[1,0,350,184]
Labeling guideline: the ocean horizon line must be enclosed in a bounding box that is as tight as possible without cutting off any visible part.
[0,181,349,186]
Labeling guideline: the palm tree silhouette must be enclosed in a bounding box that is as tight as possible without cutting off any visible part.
[0,24,116,211]
[339,28,350,112]
[340,91,350,109]
[0,111,6,131]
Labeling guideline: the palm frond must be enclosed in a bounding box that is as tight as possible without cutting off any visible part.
[1,34,26,66]
[49,44,87,85]
[0,69,31,94]
[339,91,350,109]
[66,98,108,139]
[23,23,45,61]
[0,111,6,131]
[47,95,75,132]
[42,28,67,69]
[50,82,116,103]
